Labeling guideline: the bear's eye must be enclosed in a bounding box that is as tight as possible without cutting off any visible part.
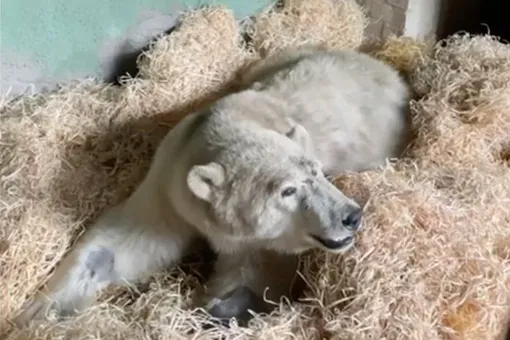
[311,169,318,176]
[281,187,297,197]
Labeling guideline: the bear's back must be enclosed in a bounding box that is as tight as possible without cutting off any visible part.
[243,49,412,175]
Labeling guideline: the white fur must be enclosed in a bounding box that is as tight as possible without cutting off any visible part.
[13,47,411,326]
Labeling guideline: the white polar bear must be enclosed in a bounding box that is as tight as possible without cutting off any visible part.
[13,46,411,327]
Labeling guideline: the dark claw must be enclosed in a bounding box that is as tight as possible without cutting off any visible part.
[206,286,270,328]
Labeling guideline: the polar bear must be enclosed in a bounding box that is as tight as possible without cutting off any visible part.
[13,46,411,327]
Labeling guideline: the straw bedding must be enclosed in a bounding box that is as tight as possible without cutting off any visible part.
[2,0,510,339]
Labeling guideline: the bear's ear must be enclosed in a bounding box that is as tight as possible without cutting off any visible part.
[285,123,315,156]
[187,162,225,202]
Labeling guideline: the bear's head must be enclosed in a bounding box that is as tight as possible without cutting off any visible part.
[186,119,363,255]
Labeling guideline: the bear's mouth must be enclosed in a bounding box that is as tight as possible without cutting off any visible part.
[309,234,354,250]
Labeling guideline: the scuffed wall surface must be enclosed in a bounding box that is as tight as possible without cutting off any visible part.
[356,0,408,40]
[0,0,271,97]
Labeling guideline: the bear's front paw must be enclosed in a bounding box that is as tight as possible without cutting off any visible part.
[205,286,270,327]
[12,289,71,328]
[12,292,55,327]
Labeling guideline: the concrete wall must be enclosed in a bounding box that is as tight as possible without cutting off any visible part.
[357,0,456,41]
[404,0,443,39]
[356,0,409,40]
[2,0,482,98]
[0,0,271,97]
[359,0,483,41]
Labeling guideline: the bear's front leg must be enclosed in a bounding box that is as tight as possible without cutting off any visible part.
[193,249,302,326]
[13,203,195,327]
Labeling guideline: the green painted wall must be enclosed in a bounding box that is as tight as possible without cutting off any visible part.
[3,0,172,76]
[0,0,271,96]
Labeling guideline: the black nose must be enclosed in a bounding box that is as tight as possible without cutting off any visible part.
[342,207,362,231]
